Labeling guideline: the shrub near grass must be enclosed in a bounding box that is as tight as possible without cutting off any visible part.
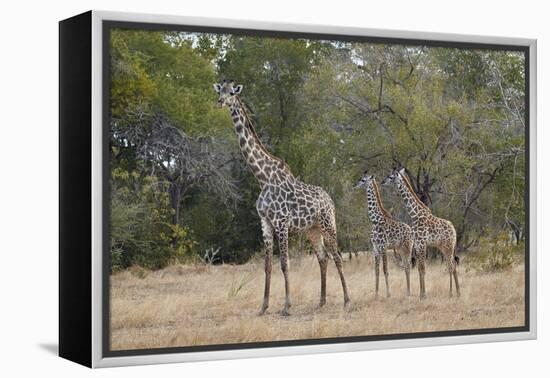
[468,233,523,272]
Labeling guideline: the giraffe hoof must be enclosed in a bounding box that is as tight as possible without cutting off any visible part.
[281,309,291,317]
[420,294,427,300]
[386,293,391,298]
[343,299,351,308]
[319,300,326,308]
[258,308,267,316]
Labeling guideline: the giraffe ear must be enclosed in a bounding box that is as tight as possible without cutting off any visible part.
[233,85,243,95]
[213,83,222,93]
[399,167,406,174]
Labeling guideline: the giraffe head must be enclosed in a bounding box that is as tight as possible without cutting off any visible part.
[354,170,374,190]
[213,80,243,108]
[381,167,405,186]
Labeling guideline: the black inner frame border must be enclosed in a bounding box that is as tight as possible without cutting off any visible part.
[102,19,531,358]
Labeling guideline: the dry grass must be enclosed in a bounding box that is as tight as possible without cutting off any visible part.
[110,253,525,351]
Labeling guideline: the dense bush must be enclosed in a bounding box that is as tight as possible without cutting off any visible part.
[110,168,196,270]
[467,233,523,272]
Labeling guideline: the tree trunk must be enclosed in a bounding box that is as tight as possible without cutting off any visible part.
[508,220,523,245]
[169,182,181,225]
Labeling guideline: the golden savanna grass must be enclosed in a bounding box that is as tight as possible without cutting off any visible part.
[110,253,525,351]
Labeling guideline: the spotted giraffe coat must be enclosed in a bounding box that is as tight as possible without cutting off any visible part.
[365,178,413,261]
[214,80,350,314]
[383,168,460,298]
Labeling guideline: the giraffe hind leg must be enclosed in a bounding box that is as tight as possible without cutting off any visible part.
[449,266,453,297]
[452,253,460,297]
[374,252,380,299]
[405,262,411,297]
[322,227,350,306]
[447,249,452,296]
[453,268,460,297]
[444,247,459,298]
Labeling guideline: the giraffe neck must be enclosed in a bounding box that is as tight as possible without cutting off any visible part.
[229,99,292,187]
[396,175,430,223]
[366,179,389,224]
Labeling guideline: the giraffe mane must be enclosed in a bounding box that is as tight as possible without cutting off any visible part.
[235,97,293,176]
[372,178,391,218]
[399,171,431,212]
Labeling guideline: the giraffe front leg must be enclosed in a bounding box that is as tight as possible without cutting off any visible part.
[318,256,328,307]
[306,228,327,307]
[402,248,411,297]
[277,227,291,316]
[374,252,380,299]
[259,218,273,315]
[382,251,390,298]
[419,260,426,299]
[416,244,427,299]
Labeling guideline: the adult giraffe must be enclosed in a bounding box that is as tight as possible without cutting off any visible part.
[382,168,460,298]
[214,80,350,315]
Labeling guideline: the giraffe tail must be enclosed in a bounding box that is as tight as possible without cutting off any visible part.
[454,255,460,265]
[411,250,417,268]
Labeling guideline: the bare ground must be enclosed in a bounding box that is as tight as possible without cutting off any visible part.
[110,254,525,351]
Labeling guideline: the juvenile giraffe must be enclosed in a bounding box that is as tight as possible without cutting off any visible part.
[355,172,413,298]
[382,168,460,298]
[214,80,350,315]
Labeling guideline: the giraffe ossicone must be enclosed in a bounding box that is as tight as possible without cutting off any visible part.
[214,80,350,315]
